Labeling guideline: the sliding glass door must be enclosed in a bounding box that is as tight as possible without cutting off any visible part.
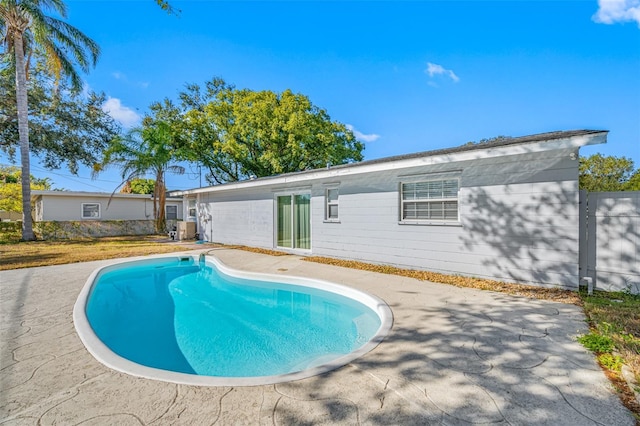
[276,193,311,250]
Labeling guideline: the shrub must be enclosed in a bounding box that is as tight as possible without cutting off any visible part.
[578,333,615,353]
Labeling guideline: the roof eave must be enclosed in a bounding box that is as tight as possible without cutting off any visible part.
[170,130,608,197]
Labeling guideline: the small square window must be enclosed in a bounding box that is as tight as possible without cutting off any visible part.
[82,203,100,219]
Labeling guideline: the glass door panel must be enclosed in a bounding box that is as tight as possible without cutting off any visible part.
[276,193,311,250]
[277,196,292,248]
[294,194,311,250]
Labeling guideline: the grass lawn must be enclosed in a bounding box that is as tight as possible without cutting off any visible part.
[1,237,638,418]
[0,236,204,270]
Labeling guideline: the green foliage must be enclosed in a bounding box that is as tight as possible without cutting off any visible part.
[625,168,640,191]
[0,221,21,244]
[465,136,511,146]
[0,166,52,213]
[148,77,365,185]
[155,0,180,15]
[598,353,624,371]
[95,121,184,232]
[121,178,155,194]
[0,61,120,174]
[579,153,639,192]
[2,0,102,241]
[578,333,615,353]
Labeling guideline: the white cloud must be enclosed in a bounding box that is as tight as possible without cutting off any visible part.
[346,124,380,143]
[112,71,125,80]
[425,62,460,83]
[593,0,640,26]
[101,97,141,128]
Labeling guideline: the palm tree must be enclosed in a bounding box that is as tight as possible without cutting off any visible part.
[94,121,185,233]
[0,0,99,240]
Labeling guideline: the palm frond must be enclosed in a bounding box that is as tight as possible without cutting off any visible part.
[167,165,186,175]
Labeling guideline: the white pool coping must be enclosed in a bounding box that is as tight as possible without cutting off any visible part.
[73,253,394,387]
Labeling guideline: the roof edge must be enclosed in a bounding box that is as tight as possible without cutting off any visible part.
[171,129,608,196]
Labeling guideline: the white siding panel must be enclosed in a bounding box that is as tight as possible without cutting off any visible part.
[203,190,274,249]
[311,154,580,289]
[194,150,582,289]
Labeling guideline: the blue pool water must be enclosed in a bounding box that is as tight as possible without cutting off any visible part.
[85,257,383,378]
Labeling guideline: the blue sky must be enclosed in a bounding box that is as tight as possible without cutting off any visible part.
[7,0,640,191]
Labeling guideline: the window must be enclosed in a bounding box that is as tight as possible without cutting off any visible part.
[166,205,178,220]
[187,199,196,218]
[81,203,100,219]
[401,179,459,222]
[325,188,339,221]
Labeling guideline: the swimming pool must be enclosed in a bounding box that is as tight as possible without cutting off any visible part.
[73,254,393,386]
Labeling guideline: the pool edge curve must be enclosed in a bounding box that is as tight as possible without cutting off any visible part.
[73,253,394,387]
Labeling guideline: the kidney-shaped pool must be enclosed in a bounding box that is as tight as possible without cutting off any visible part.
[73,254,393,386]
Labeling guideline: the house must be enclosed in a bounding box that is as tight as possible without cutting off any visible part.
[171,130,607,290]
[31,190,184,222]
[29,190,184,239]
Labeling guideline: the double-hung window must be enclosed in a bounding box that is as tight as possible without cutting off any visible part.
[325,188,339,221]
[81,203,100,219]
[166,205,178,220]
[401,178,459,223]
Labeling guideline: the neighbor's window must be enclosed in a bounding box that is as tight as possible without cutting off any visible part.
[166,205,178,220]
[187,199,196,218]
[401,179,459,222]
[325,188,339,221]
[81,203,100,219]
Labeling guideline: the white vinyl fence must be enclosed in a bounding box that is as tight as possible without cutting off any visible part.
[579,191,640,294]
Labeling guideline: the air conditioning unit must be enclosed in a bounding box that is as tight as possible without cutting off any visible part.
[177,221,196,240]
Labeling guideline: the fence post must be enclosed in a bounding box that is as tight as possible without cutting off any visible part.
[578,190,588,289]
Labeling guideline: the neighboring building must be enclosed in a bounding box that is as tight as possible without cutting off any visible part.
[31,191,183,222]
[171,130,607,290]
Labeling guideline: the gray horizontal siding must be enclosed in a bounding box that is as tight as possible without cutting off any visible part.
[584,191,640,293]
[201,190,274,249]
[310,150,580,288]
[198,147,582,289]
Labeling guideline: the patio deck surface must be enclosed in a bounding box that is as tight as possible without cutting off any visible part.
[1,248,635,425]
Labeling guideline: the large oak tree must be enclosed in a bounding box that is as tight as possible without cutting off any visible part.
[148,77,365,186]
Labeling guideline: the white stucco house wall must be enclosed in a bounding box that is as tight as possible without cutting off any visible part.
[171,130,607,290]
[31,191,184,222]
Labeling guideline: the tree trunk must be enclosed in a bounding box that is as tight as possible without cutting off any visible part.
[14,33,36,241]
[155,170,166,233]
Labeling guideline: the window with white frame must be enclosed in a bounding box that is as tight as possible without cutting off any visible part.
[166,205,178,220]
[187,199,196,218]
[325,188,339,221]
[81,203,100,219]
[401,179,459,222]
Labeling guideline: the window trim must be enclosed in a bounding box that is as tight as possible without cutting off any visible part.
[81,203,101,219]
[399,177,461,225]
[324,187,340,223]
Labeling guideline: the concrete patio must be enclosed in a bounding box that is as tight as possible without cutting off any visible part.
[1,248,635,425]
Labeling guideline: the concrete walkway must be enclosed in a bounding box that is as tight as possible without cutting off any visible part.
[1,249,635,425]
